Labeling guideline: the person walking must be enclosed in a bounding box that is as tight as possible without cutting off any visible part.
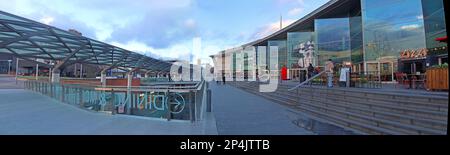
[222,75,226,85]
[325,59,335,88]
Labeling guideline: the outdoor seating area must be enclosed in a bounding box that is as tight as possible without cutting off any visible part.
[394,72,427,90]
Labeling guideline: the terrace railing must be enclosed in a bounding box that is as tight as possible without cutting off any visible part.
[24,80,208,122]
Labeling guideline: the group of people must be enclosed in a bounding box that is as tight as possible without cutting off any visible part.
[305,59,335,88]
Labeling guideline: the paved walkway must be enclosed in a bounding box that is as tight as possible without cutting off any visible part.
[210,82,314,135]
[1,75,313,135]
[0,74,23,89]
[0,84,217,135]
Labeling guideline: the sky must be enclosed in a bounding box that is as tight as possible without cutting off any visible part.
[0,0,329,65]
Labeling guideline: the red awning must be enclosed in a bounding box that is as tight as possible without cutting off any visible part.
[435,36,447,42]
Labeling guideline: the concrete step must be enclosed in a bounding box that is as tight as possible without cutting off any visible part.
[237,87,402,135]
[232,82,448,119]
[237,83,448,114]
[277,84,449,106]
[256,89,447,132]
[239,85,448,129]
[231,82,448,135]
[253,91,446,135]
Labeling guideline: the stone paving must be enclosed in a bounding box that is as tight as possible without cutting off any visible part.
[210,82,314,135]
[0,76,217,135]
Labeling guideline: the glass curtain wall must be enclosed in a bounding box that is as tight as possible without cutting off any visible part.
[268,40,287,70]
[421,0,447,66]
[287,32,314,68]
[315,18,351,66]
[362,0,427,77]
[350,3,364,73]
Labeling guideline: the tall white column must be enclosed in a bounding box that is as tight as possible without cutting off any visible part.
[15,58,19,84]
[51,69,60,83]
[126,72,133,115]
[35,64,39,80]
[101,71,107,87]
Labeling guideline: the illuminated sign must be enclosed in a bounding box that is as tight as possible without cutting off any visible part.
[400,48,428,59]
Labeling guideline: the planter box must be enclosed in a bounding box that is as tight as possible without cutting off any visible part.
[426,68,449,91]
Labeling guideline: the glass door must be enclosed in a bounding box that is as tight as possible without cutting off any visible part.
[366,61,395,82]
[380,62,393,82]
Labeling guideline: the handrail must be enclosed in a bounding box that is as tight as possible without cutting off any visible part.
[288,71,326,91]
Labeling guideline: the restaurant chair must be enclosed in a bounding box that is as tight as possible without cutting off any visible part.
[395,72,410,88]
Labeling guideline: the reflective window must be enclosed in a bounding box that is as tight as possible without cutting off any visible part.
[350,5,364,65]
[287,32,314,68]
[362,0,426,62]
[421,0,447,51]
[315,18,351,66]
[268,40,287,70]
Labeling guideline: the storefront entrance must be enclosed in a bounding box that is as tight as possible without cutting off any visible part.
[366,61,396,82]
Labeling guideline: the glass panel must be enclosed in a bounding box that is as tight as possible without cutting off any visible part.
[8,24,38,32]
[287,32,314,68]
[0,13,28,22]
[421,0,447,55]
[315,18,351,66]
[362,0,426,63]
[7,42,33,48]
[0,32,20,39]
[268,40,287,70]
[0,48,13,54]
[8,48,40,54]
[350,14,364,65]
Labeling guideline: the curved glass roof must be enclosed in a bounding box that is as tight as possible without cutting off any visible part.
[0,11,171,73]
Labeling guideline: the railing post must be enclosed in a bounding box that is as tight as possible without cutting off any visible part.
[189,90,195,123]
[49,83,53,98]
[111,89,116,115]
[166,90,172,121]
[61,85,65,103]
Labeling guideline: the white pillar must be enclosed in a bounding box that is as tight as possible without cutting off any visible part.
[126,72,133,115]
[35,64,39,80]
[51,70,60,83]
[15,58,19,84]
[101,71,107,87]
[127,73,133,88]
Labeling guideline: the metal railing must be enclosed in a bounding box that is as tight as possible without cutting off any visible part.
[350,71,382,89]
[24,80,207,122]
[288,71,327,91]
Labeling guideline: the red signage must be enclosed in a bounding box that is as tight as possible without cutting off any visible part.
[400,48,428,59]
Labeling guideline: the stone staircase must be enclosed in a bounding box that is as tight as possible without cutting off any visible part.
[229,81,448,135]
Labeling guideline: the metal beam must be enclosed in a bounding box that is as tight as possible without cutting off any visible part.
[52,42,88,72]
[0,23,55,60]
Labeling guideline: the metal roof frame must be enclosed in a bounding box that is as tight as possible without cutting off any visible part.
[0,10,172,74]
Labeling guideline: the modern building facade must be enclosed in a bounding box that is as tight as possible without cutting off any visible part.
[212,0,448,82]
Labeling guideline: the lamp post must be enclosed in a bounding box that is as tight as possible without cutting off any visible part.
[15,58,20,85]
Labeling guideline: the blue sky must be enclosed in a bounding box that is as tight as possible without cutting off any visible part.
[0,0,328,64]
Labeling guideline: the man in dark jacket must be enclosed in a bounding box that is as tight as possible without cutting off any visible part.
[307,63,314,79]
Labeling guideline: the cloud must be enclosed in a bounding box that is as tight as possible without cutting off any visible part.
[288,7,304,16]
[250,19,296,40]
[401,24,420,31]
[39,16,54,25]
